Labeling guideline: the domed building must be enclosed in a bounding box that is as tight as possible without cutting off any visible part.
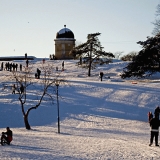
[54,25,76,59]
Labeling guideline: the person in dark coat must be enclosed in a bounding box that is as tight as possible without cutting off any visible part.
[20,64,22,71]
[20,84,24,94]
[37,68,41,79]
[154,106,160,119]
[99,72,104,81]
[26,59,29,67]
[149,115,160,146]
[12,84,16,94]
[62,61,64,70]
[15,64,18,71]
[1,62,3,70]
[1,127,13,145]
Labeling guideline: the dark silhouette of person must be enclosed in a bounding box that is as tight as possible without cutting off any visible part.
[20,64,22,71]
[149,115,160,146]
[20,84,24,94]
[80,57,82,65]
[15,64,18,71]
[37,68,41,79]
[26,59,29,67]
[154,106,160,119]
[12,84,16,94]
[1,127,13,145]
[99,72,104,81]
[62,61,64,70]
[1,62,3,70]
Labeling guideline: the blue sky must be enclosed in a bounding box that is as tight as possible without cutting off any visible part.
[0,0,160,58]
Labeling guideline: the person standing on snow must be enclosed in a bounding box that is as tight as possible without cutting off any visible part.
[26,59,29,67]
[154,106,160,119]
[99,72,104,81]
[149,115,160,146]
[20,84,24,94]
[20,64,22,71]
[148,111,153,123]
[12,84,16,94]
[62,61,64,70]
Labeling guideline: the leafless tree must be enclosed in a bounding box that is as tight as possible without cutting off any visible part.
[113,51,123,59]
[120,51,138,61]
[9,63,64,130]
[152,4,160,35]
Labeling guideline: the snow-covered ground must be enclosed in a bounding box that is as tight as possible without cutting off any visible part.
[0,59,160,160]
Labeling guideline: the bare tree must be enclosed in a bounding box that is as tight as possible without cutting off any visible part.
[152,4,160,35]
[9,63,63,130]
[120,51,138,61]
[113,51,123,59]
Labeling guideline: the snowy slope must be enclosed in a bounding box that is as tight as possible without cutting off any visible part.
[0,59,160,160]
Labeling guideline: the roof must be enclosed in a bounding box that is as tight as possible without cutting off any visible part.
[56,26,74,39]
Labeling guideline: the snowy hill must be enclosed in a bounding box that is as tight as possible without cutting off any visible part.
[0,59,160,159]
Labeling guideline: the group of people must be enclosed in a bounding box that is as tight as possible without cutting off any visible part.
[12,84,24,94]
[148,106,160,146]
[1,62,23,72]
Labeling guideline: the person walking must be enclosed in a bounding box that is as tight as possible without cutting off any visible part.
[20,84,24,94]
[99,72,104,81]
[20,64,22,71]
[149,115,160,146]
[26,59,29,67]
[62,61,64,70]
[1,62,3,70]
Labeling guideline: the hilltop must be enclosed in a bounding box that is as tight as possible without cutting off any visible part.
[0,59,160,159]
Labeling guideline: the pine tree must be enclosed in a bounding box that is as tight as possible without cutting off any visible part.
[70,32,114,76]
[121,33,160,79]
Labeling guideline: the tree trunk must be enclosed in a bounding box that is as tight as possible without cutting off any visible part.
[88,43,92,77]
[24,114,31,130]
[88,64,91,77]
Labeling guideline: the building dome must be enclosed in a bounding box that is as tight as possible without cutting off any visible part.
[56,25,74,39]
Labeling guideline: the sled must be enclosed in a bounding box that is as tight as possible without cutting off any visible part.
[132,82,137,84]
[1,138,10,146]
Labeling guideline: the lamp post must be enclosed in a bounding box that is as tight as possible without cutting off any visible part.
[55,80,60,133]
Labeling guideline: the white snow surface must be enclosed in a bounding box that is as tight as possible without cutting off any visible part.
[0,59,160,160]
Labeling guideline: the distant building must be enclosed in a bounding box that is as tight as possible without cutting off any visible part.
[54,25,76,60]
[0,56,35,61]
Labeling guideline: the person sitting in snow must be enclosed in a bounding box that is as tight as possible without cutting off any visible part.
[37,68,41,79]
[1,127,13,145]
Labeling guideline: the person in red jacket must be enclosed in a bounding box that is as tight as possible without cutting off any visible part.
[1,127,13,145]
[148,111,153,123]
